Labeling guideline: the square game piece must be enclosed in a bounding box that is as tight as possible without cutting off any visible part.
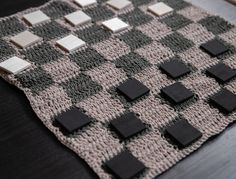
[107,0,132,10]
[117,78,150,101]
[0,56,31,74]
[105,151,146,179]
[160,60,191,79]
[148,2,173,16]
[161,82,194,104]
[74,0,97,7]
[165,119,202,148]
[23,10,50,26]
[102,17,129,33]
[56,107,92,133]
[65,11,91,26]
[11,31,41,48]
[110,112,146,139]
[210,89,236,113]
[56,34,86,52]
[206,63,236,83]
[200,39,228,57]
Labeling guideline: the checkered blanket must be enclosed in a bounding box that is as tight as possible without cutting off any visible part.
[0,0,236,178]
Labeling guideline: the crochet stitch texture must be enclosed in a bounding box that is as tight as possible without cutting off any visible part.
[0,0,236,178]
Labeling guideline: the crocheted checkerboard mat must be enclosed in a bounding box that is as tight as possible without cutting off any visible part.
[0,0,236,178]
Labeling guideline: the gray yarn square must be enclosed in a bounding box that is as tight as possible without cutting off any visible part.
[21,42,63,65]
[161,0,190,10]
[69,47,106,71]
[41,1,76,19]
[160,32,194,53]
[0,39,16,59]
[75,24,111,44]
[161,13,192,30]
[84,5,114,21]
[61,74,102,103]
[118,29,153,50]
[16,67,54,94]
[32,21,70,40]
[115,52,150,75]
[199,16,234,35]
[0,17,26,37]
[119,8,153,27]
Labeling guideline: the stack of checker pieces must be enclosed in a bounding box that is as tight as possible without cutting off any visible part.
[0,0,236,178]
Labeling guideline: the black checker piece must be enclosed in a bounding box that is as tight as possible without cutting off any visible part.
[117,79,150,101]
[206,63,236,83]
[165,119,202,148]
[160,60,191,79]
[210,89,236,114]
[105,150,146,179]
[110,112,146,139]
[56,107,92,133]
[200,39,228,57]
[161,82,194,104]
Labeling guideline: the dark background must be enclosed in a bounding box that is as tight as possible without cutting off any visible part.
[1,1,236,179]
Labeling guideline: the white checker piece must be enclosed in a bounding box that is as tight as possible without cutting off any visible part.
[74,0,97,7]
[23,10,50,26]
[65,11,91,26]
[56,34,86,52]
[0,56,31,74]
[102,17,129,33]
[10,31,41,48]
[107,0,132,10]
[148,2,173,16]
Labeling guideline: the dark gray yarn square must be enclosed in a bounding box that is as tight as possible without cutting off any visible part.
[32,21,70,40]
[75,24,111,44]
[118,29,152,50]
[115,52,150,75]
[61,74,102,103]
[161,0,190,10]
[199,16,234,35]
[0,17,26,37]
[84,5,114,22]
[69,47,106,71]
[119,8,153,27]
[0,39,16,59]
[130,0,152,6]
[160,32,194,53]
[161,13,192,30]
[41,1,76,19]
[16,67,54,94]
[21,42,63,65]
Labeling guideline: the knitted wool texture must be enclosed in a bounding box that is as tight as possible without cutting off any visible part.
[0,0,236,178]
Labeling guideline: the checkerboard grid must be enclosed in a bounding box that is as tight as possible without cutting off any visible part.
[0,0,236,179]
